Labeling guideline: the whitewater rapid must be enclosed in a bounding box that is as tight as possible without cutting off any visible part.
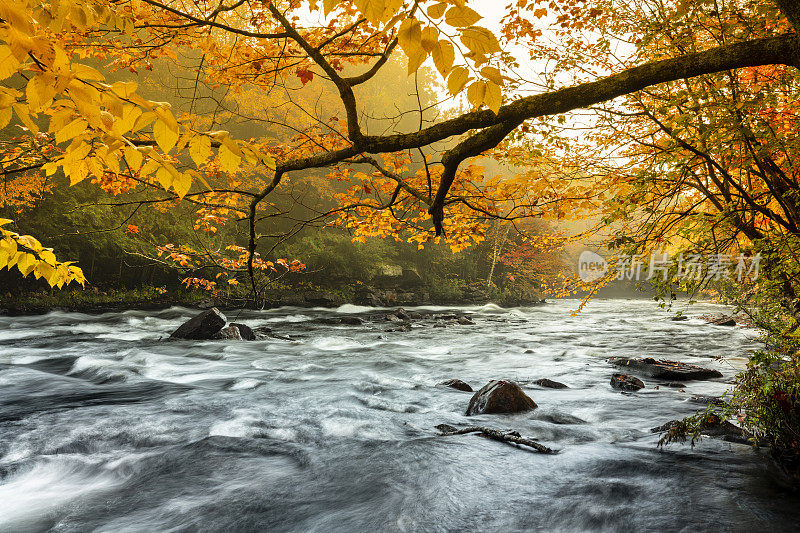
[0,299,797,532]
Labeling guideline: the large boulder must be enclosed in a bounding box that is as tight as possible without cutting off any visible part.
[466,380,537,416]
[170,308,226,339]
[438,379,473,392]
[608,357,722,381]
[229,322,256,340]
[611,373,644,391]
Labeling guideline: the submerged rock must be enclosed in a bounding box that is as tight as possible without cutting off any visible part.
[532,378,568,389]
[652,414,750,445]
[611,373,644,391]
[466,380,537,415]
[229,322,256,340]
[213,325,243,340]
[457,316,475,325]
[339,316,364,325]
[170,308,226,340]
[608,357,722,380]
[438,379,473,392]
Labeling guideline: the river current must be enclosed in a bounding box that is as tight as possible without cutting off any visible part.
[1,299,799,532]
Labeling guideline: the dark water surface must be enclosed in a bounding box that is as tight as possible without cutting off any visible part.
[1,299,798,532]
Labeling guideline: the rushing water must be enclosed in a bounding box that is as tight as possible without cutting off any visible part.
[1,299,799,532]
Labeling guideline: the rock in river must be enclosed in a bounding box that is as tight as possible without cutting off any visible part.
[229,322,256,340]
[170,308,226,339]
[213,325,243,340]
[532,378,568,389]
[611,373,644,391]
[438,379,473,392]
[608,357,722,380]
[466,380,537,415]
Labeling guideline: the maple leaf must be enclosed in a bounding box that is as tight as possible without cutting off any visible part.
[296,67,314,85]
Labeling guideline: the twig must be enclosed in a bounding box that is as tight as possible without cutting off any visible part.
[435,424,556,454]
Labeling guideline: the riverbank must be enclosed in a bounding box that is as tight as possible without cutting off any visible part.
[0,285,546,315]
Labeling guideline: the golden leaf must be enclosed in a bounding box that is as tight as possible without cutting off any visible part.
[445,6,482,27]
[460,26,501,55]
[447,66,470,96]
[432,40,455,77]
[154,118,178,153]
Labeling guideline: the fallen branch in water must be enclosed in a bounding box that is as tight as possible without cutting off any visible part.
[435,424,556,454]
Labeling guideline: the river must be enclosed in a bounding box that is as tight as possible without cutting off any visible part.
[1,299,798,532]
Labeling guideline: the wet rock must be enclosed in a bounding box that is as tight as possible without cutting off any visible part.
[386,313,404,322]
[652,414,751,445]
[385,324,412,333]
[252,325,272,337]
[229,322,256,340]
[170,308,226,340]
[433,323,447,328]
[395,308,410,320]
[671,315,689,321]
[708,315,736,326]
[339,316,364,325]
[608,357,723,380]
[433,313,459,320]
[666,382,687,388]
[689,395,727,407]
[524,349,535,354]
[213,325,243,340]
[457,316,475,325]
[611,373,644,391]
[532,378,568,389]
[438,379,473,392]
[466,380,537,416]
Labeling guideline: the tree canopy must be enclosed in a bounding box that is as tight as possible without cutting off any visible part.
[0,0,799,293]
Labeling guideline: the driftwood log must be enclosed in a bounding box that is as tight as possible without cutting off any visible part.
[435,424,556,454]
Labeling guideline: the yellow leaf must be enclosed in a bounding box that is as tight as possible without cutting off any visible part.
[447,66,470,96]
[460,26,501,55]
[220,135,243,158]
[156,165,173,190]
[0,106,12,129]
[354,0,386,24]
[445,6,482,27]
[0,45,20,80]
[219,143,241,173]
[132,111,156,132]
[427,2,448,19]
[466,80,486,109]
[421,27,439,52]
[55,118,87,144]
[154,106,178,132]
[154,118,178,153]
[480,66,504,86]
[114,104,141,136]
[26,74,55,113]
[407,48,427,75]
[12,103,38,134]
[189,134,211,166]
[124,145,143,170]
[173,172,191,199]
[111,81,138,98]
[17,253,35,276]
[72,63,105,81]
[484,79,502,113]
[398,18,423,57]
[432,40,455,77]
